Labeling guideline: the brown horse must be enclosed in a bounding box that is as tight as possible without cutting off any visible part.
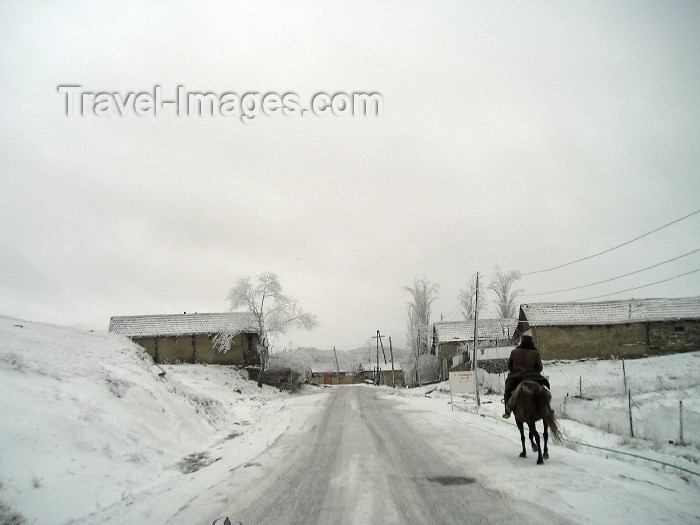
[509,381,562,464]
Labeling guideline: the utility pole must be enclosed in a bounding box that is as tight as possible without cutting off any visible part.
[389,336,395,388]
[378,335,388,364]
[415,331,421,387]
[372,331,387,385]
[473,272,481,407]
[333,346,340,385]
[376,331,380,384]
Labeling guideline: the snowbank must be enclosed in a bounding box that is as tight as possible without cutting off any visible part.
[0,316,292,524]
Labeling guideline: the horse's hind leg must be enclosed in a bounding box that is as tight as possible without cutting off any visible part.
[542,421,549,460]
[529,429,537,452]
[532,426,543,465]
[517,420,527,458]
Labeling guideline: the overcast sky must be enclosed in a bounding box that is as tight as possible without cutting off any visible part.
[1,1,698,351]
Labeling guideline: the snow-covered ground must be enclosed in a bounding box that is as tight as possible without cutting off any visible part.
[0,315,698,524]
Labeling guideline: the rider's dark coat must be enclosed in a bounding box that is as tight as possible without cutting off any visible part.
[504,339,549,403]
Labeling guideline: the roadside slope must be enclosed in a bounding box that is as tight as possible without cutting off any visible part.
[0,316,293,524]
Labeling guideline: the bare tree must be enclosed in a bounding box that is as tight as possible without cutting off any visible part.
[215,271,318,386]
[488,266,522,319]
[458,273,485,320]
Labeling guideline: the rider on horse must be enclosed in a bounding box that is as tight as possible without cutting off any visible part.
[503,330,550,419]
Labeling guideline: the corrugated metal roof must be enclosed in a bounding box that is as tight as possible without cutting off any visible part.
[433,318,518,344]
[108,312,259,338]
[521,296,700,327]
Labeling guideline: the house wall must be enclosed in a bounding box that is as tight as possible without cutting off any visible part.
[194,334,244,364]
[340,374,362,385]
[132,333,259,365]
[532,324,647,360]
[308,371,404,387]
[437,342,461,362]
[378,369,404,388]
[438,338,513,380]
[647,319,700,355]
[309,373,360,386]
[134,337,157,360]
[531,320,700,360]
[154,336,196,363]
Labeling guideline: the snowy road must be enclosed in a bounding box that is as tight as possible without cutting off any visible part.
[90,380,697,525]
[234,386,573,525]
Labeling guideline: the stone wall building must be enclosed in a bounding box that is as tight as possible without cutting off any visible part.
[432,318,518,380]
[518,297,700,361]
[108,312,260,365]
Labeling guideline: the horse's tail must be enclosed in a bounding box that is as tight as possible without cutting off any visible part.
[535,387,563,443]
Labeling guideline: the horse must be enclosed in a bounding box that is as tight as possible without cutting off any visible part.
[508,380,562,465]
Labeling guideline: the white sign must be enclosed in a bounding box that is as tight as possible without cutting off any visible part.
[450,370,475,394]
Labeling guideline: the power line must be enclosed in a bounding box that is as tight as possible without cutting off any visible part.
[573,268,700,301]
[442,302,462,321]
[520,248,700,297]
[522,208,700,276]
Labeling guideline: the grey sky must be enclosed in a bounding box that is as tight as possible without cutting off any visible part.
[1,1,698,351]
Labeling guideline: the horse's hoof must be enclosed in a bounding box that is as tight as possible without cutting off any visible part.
[537,459,544,465]
[531,445,537,452]
[543,452,549,460]
[519,452,527,458]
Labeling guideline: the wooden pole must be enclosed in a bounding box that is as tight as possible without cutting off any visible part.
[372,331,387,386]
[333,346,340,385]
[473,272,481,407]
[389,336,395,388]
[628,390,634,438]
[376,330,380,385]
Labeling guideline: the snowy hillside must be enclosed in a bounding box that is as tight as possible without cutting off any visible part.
[0,316,293,524]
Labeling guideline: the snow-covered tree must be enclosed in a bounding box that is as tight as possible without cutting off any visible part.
[458,273,485,320]
[404,277,439,356]
[402,352,441,388]
[403,277,439,386]
[215,271,318,386]
[488,266,522,319]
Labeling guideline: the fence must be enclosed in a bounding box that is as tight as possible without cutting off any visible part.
[561,393,699,446]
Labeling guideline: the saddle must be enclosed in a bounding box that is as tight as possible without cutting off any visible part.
[506,380,551,412]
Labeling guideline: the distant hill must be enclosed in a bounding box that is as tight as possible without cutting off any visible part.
[269,345,411,373]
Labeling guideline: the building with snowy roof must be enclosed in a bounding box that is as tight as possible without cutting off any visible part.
[359,360,404,388]
[431,318,518,380]
[108,312,261,365]
[518,296,700,360]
